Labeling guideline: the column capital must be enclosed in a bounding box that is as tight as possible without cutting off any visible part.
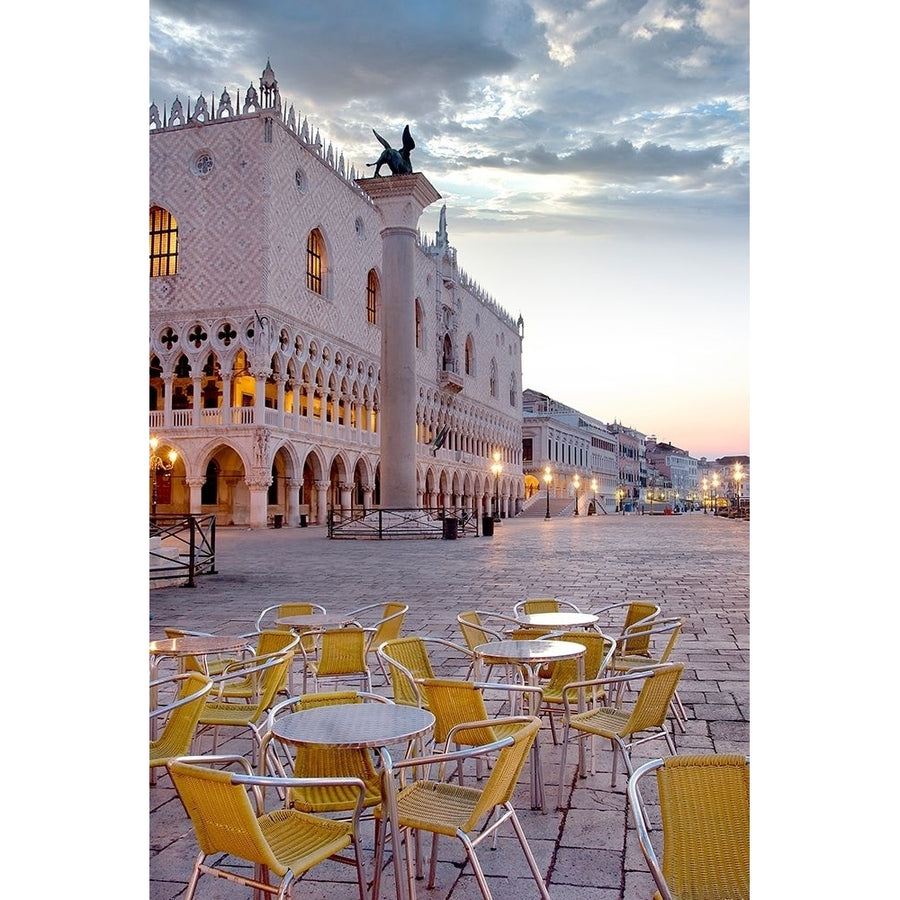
[356,173,441,229]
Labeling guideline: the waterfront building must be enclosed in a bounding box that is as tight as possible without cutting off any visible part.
[521,389,619,513]
[149,62,524,528]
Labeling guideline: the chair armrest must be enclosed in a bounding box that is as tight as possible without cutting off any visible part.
[558,669,658,714]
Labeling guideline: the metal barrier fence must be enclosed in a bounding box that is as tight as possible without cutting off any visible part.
[328,507,482,540]
[149,515,217,587]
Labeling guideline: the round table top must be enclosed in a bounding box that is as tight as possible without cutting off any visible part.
[271,703,435,748]
[149,635,250,657]
[514,612,599,628]
[473,639,586,664]
[275,613,358,629]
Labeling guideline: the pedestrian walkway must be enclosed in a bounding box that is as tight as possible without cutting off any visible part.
[150,512,748,900]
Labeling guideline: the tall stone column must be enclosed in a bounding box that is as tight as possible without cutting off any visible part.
[357,174,440,509]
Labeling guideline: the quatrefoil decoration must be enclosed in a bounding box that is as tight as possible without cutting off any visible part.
[160,327,178,350]
[188,325,208,348]
[218,323,237,346]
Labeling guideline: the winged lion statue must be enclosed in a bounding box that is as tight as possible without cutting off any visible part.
[367,125,416,176]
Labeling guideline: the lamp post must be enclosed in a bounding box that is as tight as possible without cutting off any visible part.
[701,478,709,514]
[572,473,580,516]
[712,473,720,516]
[149,437,178,522]
[733,462,744,517]
[616,485,625,515]
[591,478,598,515]
[543,467,552,519]
[491,451,502,522]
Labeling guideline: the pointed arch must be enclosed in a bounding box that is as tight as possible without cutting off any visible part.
[366,268,380,325]
[306,227,327,295]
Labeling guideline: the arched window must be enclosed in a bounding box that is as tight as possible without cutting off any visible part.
[306,229,325,294]
[509,372,518,407]
[366,269,379,324]
[415,299,424,349]
[465,334,475,375]
[150,206,178,276]
[490,359,498,398]
[442,335,454,371]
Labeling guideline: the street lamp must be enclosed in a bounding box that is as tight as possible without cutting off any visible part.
[616,485,625,515]
[149,437,178,522]
[543,467,552,519]
[733,462,744,516]
[572,473,580,516]
[712,473,720,516]
[701,478,709,514]
[591,478,598,515]
[491,451,503,522]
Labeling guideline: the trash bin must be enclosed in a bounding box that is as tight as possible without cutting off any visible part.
[299,515,308,527]
[273,514,284,528]
[442,516,459,540]
[481,515,494,537]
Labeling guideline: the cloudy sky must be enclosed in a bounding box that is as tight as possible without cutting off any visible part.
[149,0,749,460]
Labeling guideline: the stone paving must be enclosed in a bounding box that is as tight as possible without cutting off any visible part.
[150,511,749,900]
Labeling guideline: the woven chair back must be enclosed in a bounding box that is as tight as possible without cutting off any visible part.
[168,761,282,871]
[624,663,684,735]
[619,602,661,655]
[370,603,408,645]
[419,678,494,745]
[466,716,541,828]
[315,628,368,677]
[657,755,750,900]
[381,637,434,707]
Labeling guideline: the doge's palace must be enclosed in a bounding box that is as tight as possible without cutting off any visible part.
[149,62,525,529]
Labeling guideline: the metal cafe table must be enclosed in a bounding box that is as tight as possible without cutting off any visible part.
[274,613,360,630]
[263,701,435,900]
[512,611,600,630]
[149,634,251,739]
[149,634,251,679]
[473,639,587,811]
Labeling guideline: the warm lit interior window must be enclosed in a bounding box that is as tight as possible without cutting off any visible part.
[150,206,178,276]
[366,270,378,324]
[307,229,324,294]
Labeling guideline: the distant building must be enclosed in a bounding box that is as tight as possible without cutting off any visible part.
[522,389,620,513]
[645,438,698,509]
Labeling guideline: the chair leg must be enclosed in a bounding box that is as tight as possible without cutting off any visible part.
[508,806,552,900]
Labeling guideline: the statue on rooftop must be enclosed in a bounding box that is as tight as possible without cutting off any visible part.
[367,125,416,176]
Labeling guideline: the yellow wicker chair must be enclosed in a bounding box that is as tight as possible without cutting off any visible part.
[536,631,616,743]
[149,672,212,785]
[299,627,372,693]
[376,636,476,708]
[456,610,525,681]
[195,653,294,762]
[627,755,750,900]
[167,754,367,900]
[215,629,301,698]
[372,716,550,900]
[417,677,545,808]
[610,618,687,731]
[262,690,391,815]
[346,601,409,680]
[591,601,662,656]
[556,662,684,807]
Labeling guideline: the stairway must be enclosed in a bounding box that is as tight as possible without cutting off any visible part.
[517,494,575,518]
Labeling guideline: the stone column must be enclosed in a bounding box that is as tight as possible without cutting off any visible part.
[247,477,270,529]
[287,479,302,526]
[356,174,440,509]
[362,485,373,513]
[339,482,354,520]
[186,477,205,515]
[315,480,331,526]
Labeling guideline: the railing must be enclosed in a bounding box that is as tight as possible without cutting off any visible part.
[328,507,480,540]
[149,514,217,587]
